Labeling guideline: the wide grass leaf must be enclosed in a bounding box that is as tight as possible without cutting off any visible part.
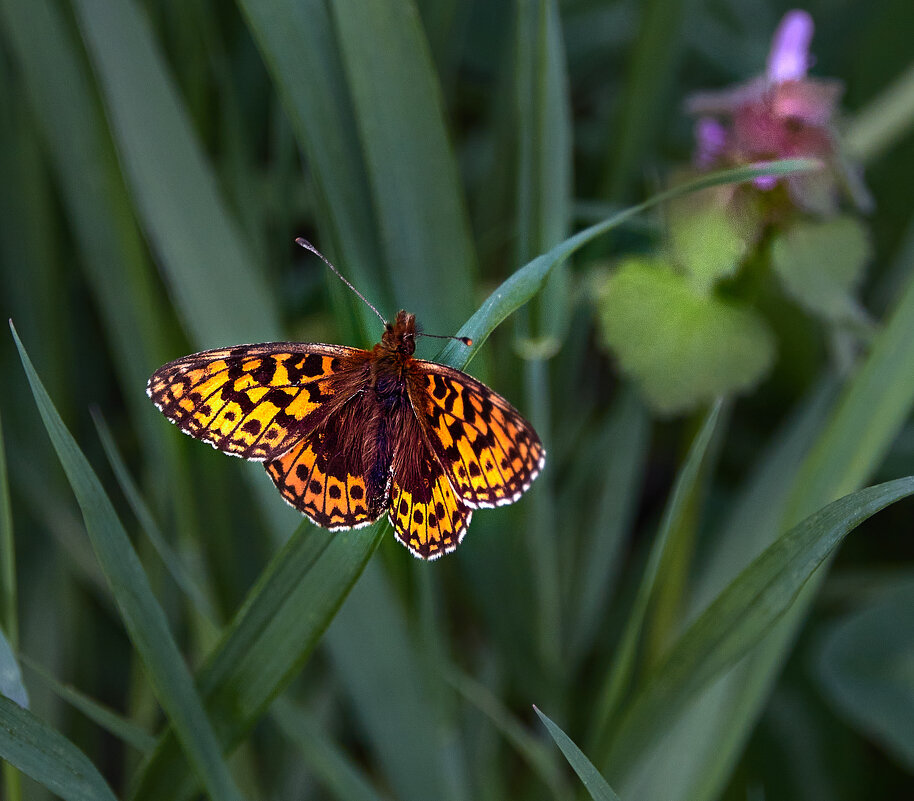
[815,577,914,771]
[328,0,476,332]
[603,476,914,776]
[534,706,622,801]
[69,0,280,347]
[12,325,245,801]
[0,695,118,801]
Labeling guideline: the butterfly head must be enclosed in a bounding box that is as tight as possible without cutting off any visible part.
[381,310,417,356]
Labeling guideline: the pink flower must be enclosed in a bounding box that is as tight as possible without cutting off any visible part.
[684,9,860,214]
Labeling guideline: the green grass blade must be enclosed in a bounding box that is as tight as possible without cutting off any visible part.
[436,159,822,368]
[69,0,280,347]
[328,0,476,332]
[0,411,16,648]
[325,561,464,801]
[603,476,914,779]
[845,61,914,165]
[130,522,386,801]
[534,706,622,801]
[0,412,20,801]
[92,409,217,625]
[0,694,119,801]
[236,0,391,340]
[814,577,914,771]
[0,627,27,708]
[591,401,723,747]
[448,668,570,800]
[569,388,650,662]
[21,655,156,753]
[12,324,245,801]
[272,699,392,801]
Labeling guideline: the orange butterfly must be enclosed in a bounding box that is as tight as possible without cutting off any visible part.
[147,240,544,559]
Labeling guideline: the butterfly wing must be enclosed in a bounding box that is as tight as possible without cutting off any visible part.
[408,361,545,509]
[264,393,387,531]
[389,415,472,560]
[147,343,369,461]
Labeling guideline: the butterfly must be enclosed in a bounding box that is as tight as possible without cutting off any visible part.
[147,239,545,559]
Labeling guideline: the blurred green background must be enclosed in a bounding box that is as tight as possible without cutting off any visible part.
[2,0,914,799]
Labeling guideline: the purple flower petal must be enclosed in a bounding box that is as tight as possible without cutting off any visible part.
[767,10,814,84]
[694,117,728,167]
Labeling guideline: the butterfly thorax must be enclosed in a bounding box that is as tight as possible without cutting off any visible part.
[370,310,416,400]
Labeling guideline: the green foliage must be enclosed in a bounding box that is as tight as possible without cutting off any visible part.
[1,1,914,800]
[596,261,774,412]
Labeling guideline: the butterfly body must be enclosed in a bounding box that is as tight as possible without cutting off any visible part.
[148,309,544,559]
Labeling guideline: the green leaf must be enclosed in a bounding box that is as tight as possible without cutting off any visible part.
[0,411,16,648]
[596,260,775,413]
[603,476,914,776]
[236,0,392,341]
[815,577,914,771]
[845,61,914,165]
[22,655,156,753]
[0,695,119,801]
[437,159,820,370]
[771,217,873,324]
[668,187,760,293]
[447,668,569,800]
[0,628,27,708]
[325,561,465,801]
[328,0,476,333]
[272,699,392,801]
[12,325,245,801]
[591,402,722,744]
[534,706,622,801]
[69,0,280,347]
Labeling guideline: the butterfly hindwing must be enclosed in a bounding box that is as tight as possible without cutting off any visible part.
[389,421,472,559]
[147,343,366,460]
[410,361,545,509]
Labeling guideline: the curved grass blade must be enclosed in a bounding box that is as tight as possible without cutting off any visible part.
[21,655,156,754]
[0,694,118,801]
[591,401,723,747]
[0,628,27,708]
[69,0,280,347]
[534,706,622,801]
[602,476,914,778]
[11,324,245,801]
[437,158,821,368]
[130,521,387,801]
[448,668,570,800]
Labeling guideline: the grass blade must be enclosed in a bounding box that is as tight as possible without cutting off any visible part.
[272,699,392,801]
[0,627,27,708]
[12,324,245,801]
[591,401,723,746]
[328,0,476,332]
[70,0,280,347]
[0,694,119,801]
[21,655,156,753]
[534,706,622,801]
[603,476,914,778]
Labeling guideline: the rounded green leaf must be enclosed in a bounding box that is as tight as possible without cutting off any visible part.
[771,216,873,324]
[596,260,775,413]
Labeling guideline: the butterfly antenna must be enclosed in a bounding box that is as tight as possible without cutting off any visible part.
[417,331,473,347]
[295,237,387,326]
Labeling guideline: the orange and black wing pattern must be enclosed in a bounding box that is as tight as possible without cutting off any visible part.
[147,343,366,461]
[264,398,385,531]
[409,361,545,510]
[389,417,472,560]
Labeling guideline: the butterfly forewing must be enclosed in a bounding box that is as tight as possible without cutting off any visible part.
[410,361,546,510]
[147,343,366,460]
